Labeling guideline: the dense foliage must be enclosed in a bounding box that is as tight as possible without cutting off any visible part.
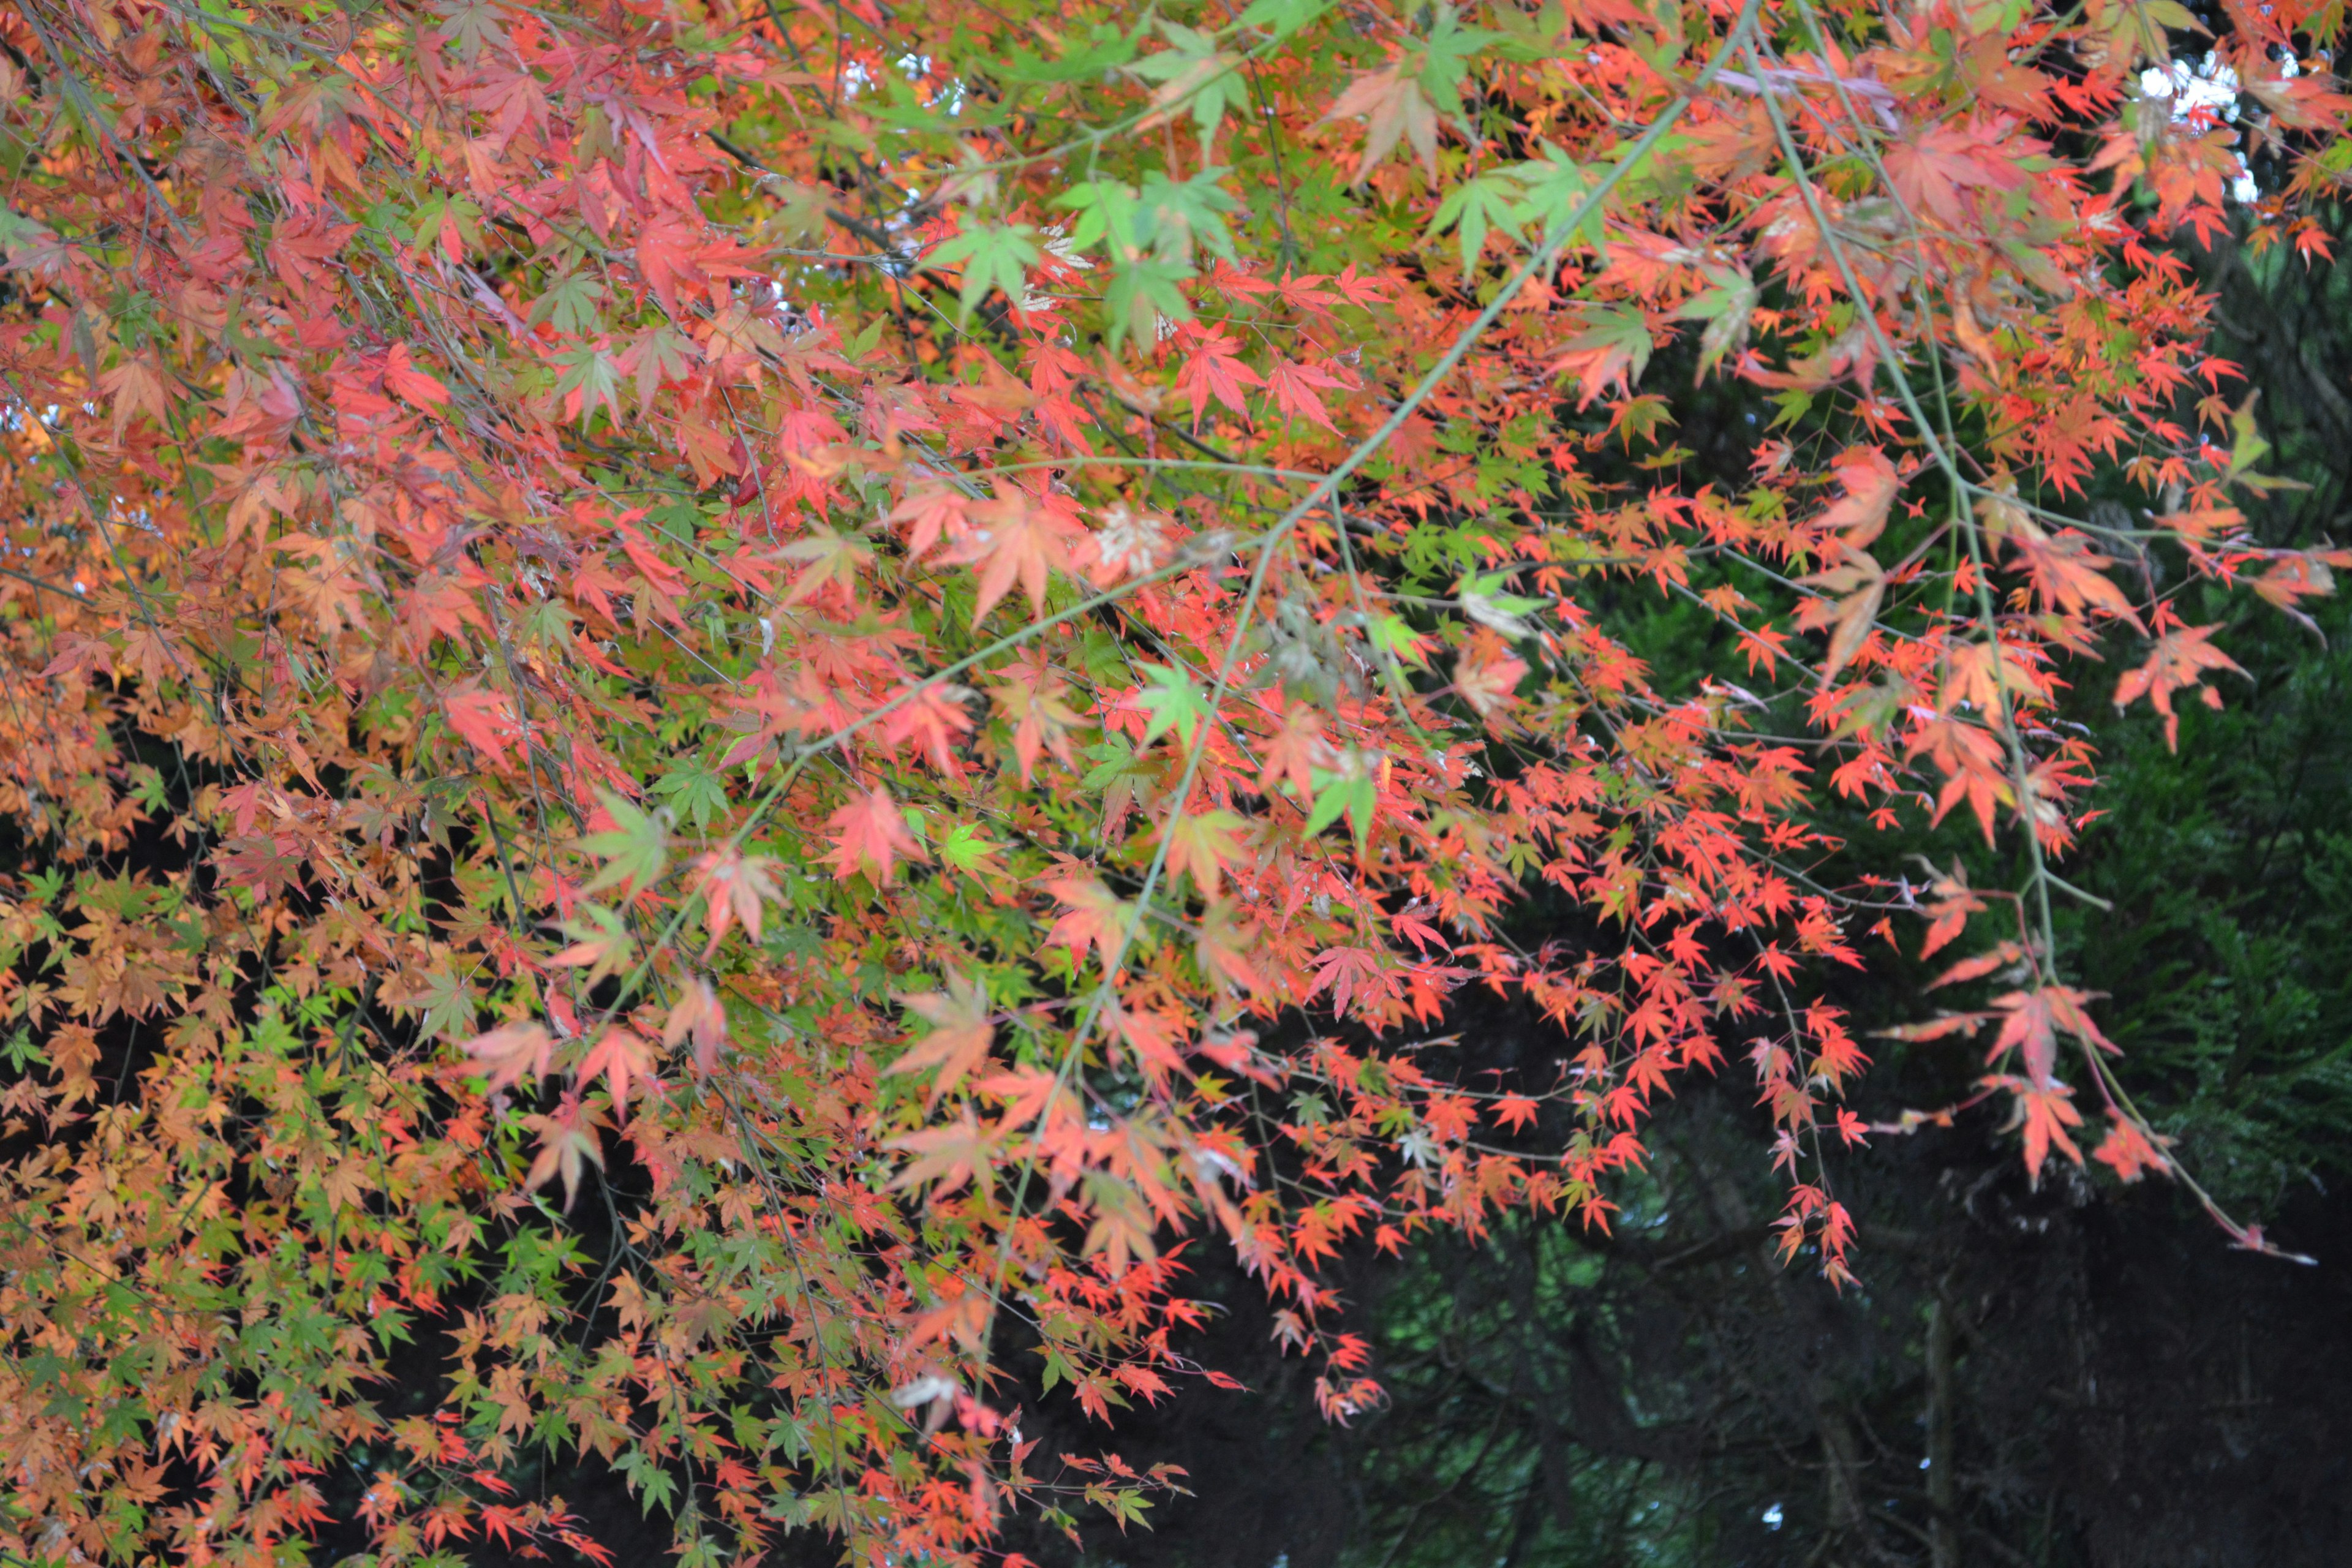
[0,0,2346,1562]
[1001,215,2352,1568]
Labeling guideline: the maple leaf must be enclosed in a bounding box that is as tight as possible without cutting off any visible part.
[1305,750,1381,850]
[382,344,450,411]
[1194,899,1267,995]
[1815,448,1900,553]
[1427,167,1526,270]
[1265,360,1346,432]
[552,346,624,427]
[578,1027,659,1123]
[1999,1075,2085,1182]
[823,786,926,886]
[1928,941,2027,992]
[1043,875,1134,973]
[551,903,636,989]
[463,1021,556,1095]
[889,973,997,1107]
[1986,990,2059,1084]
[990,655,1091,784]
[445,687,525,768]
[1135,663,1215,751]
[1257,705,1332,801]
[779,524,875,603]
[882,680,978,772]
[580,790,669,894]
[1175,330,1264,431]
[1319,65,1440,183]
[1674,264,1760,380]
[97,356,170,439]
[2094,1110,2173,1183]
[886,1109,997,1197]
[1126,21,1244,155]
[2004,529,2141,626]
[692,848,779,956]
[2252,552,2334,630]
[1553,306,1654,408]
[1453,652,1528,720]
[946,492,1084,624]
[1884,120,2030,228]
[2081,0,2204,69]
[523,1093,606,1210]
[2113,624,2243,750]
[661,977,728,1077]
[1163,809,1248,898]
[926,222,1041,322]
[1490,1094,1541,1134]
[633,214,709,317]
[891,486,971,562]
[1305,944,1395,1019]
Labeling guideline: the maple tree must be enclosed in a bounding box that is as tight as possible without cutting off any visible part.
[0,0,2345,1559]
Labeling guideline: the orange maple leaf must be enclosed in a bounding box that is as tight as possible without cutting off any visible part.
[946,492,1086,624]
[2113,624,2243,750]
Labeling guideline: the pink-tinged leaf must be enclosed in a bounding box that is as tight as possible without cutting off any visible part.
[1042,874,1133,973]
[889,973,996,1107]
[1987,990,2057,1083]
[1815,448,1899,553]
[1163,809,1247,899]
[1927,941,2026,990]
[577,1027,658,1121]
[1175,329,1264,431]
[1884,118,2030,227]
[886,1109,997,1197]
[1871,1012,1993,1042]
[445,687,524,766]
[693,848,779,956]
[1454,653,1528,720]
[1996,1074,2084,1182]
[1317,66,1439,182]
[523,1093,605,1210]
[945,492,1087,624]
[662,977,728,1077]
[382,343,451,410]
[823,786,926,885]
[1265,360,1345,432]
[464,1021,555,1095]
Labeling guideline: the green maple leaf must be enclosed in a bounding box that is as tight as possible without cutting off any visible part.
[552,345,623,427]
[1305,754,1380,850]
[1127,21,1243,156]
[1427,167,1526,271]
[530,271,606,337]
[1674,265,1760,380]
[1237,0,1332,39]
[927,222,1040,323]
[650,757,730,834]
[1137,170,1240,266]
[432,0,510,58]
[1512,143,1606,252]
[1137,664,1214,750]
[1103,256,1194,351]
[1413,6,1499,116]
[581,790,669,894]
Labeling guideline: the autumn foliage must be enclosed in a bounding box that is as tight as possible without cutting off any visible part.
[0,0,2345,1559]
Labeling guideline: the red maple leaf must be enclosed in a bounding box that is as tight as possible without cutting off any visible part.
[823,786,926,885]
